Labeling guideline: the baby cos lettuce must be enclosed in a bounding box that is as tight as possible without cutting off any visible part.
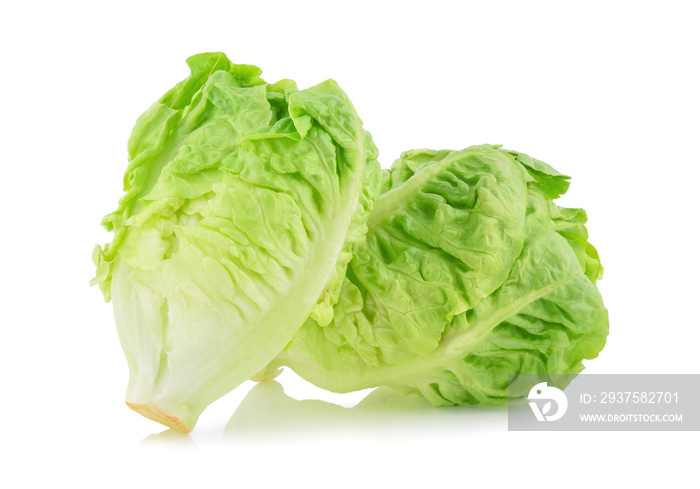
[267,146,608,405]
[94,54,608,432]
[92,53,380,432]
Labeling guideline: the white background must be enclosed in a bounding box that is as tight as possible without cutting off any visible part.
[2,1,698,487]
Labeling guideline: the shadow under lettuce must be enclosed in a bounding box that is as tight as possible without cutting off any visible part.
[224,380,507,442]
[140,429,197,448]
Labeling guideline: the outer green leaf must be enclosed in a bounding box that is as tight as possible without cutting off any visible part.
[505,150,570,199]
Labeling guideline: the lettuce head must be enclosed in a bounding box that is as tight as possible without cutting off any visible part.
[92,53,380,432]
[267,145,608,405]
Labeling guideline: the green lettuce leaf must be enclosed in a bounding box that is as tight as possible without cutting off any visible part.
[92,53,380,432]
[272,147,608,404]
